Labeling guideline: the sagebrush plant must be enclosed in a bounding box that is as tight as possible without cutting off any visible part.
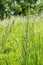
[0,15,43,65]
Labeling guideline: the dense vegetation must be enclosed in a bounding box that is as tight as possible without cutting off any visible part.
[0,0,43,19]
[0,15,43,65]
[0,0,43,65]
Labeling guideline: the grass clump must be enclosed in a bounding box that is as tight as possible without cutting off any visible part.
[0,15,43,65]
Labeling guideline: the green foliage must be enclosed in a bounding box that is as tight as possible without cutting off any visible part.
[0,0,5,19]
[35,2,43,14]
[0,0,39,19]
[0,15,43,65]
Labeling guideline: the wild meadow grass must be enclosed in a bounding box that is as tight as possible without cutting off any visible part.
[0,15,43,65]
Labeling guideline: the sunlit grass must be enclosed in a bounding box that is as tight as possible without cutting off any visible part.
[0,15,43,65]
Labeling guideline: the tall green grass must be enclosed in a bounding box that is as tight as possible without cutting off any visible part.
[0,15,43,65]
